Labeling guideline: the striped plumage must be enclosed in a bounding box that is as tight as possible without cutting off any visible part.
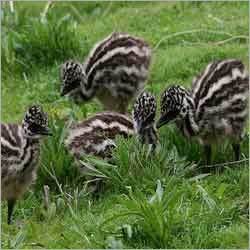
[65,91,157,171]
[65,112,134,164]
[1,106,51,224]
[60,32,152,113]
[157,59,249,164]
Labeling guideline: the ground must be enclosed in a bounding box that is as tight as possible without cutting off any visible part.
[1,2,249,249]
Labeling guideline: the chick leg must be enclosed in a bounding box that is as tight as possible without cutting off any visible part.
[232,143,240,161]
[204,144,212,165]
[7,199,16,224]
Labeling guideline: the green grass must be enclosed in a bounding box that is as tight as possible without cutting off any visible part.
[1,2,249,249]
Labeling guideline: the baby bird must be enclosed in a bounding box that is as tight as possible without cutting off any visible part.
[132,91,158,151]
[60,32,152,113]
[157,59,249,164]
[1,105,51,224]
[65,112,134,162]
[65,91,157,169]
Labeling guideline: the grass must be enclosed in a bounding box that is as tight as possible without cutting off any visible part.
[1,1,249,249]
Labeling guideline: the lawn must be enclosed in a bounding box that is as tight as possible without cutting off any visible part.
[1,1,249,249]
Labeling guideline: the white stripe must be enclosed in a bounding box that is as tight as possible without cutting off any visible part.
[18,126,24,143]
[97,121,134,133]
[4,124,19,146]
[1,137,20,151]
[192,62,215,98]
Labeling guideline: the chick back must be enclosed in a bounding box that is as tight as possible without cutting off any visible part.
[192,59,249,141]
[83,32,152,99]
[65,112,134,160]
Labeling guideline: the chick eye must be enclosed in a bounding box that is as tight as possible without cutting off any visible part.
[182,107,186,113]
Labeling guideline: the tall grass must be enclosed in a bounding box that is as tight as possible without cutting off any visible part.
[2,3,82,76]
[98,176,248,249]
[36,114,77,191]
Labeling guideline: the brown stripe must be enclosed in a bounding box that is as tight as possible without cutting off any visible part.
[1,142,19,157]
